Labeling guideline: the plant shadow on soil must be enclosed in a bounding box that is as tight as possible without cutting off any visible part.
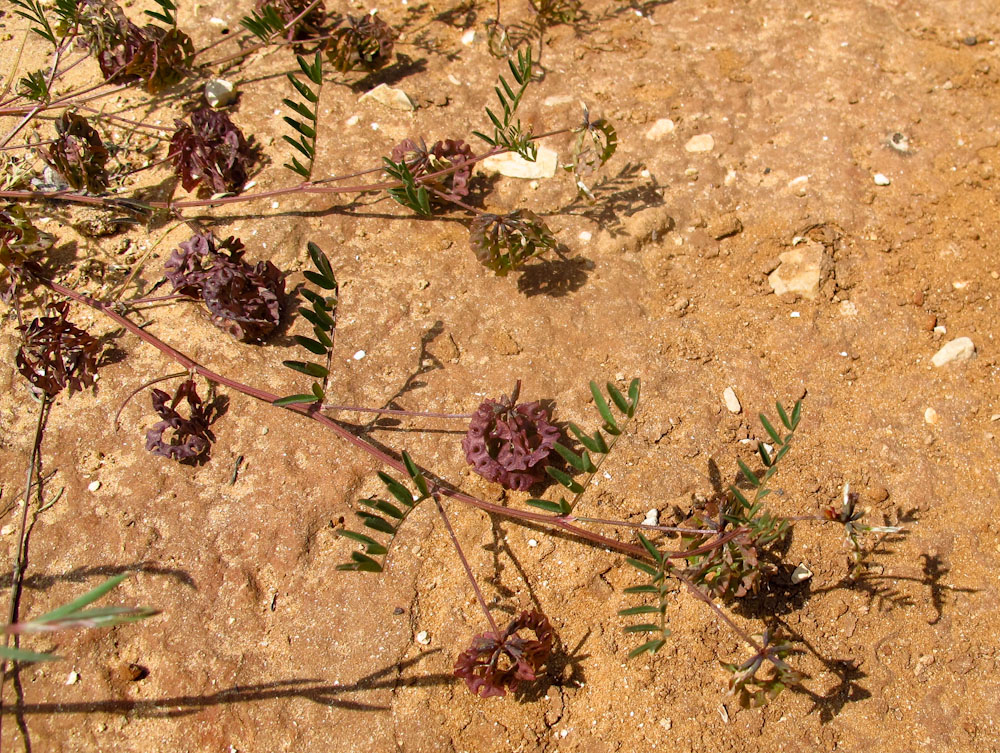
[1,651,453,719]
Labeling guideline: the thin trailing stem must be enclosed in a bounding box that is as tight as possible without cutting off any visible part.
[31,272,751,567]
[432,494,500,634]
[0,392,48,741]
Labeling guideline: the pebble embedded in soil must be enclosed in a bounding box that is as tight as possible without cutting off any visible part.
[931,337,976,367]
[415,631,430,645]
[873,173,891,186]
[791,563,813,584]
[645,118,676,140]
[924,407,939,425]
[359,83,416,111]
[768,243,827,300]
[723,387,742,414]
[643,509,659,526]
[708,213,743,240]
[88,481,101,492]
[66,671,80,685]
[205,79,236,108]
[353,350,366,360]
[684,134,715,152]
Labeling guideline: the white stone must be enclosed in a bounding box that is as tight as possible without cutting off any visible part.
[873,173,891,186]
[415,631,430,645]
[931,337,976,367]
[359,83,416,111]
[481,146,558,179]
[684,134,714,152]
[723,387,741,414]
[791,564,813,584]
[768,242,827,300]
[205,79,236,108]
[578,231,592,242]
[838,300,858,316]
[924,407,939,425]
[461,29,475,45]
[645,118,676,140]
[88,481,101,492]
[643,508,659,526]
[66,671,80,685]
[346,115,359,126]
[542,94,575,107]
[527,539,538,547]
[353,350,366,361]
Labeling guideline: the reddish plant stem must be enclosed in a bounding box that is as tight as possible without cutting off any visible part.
[432,494,500,634]
[34,275,654,557]
[31,271,750,566]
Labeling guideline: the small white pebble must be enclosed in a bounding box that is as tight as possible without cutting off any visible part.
[66,671,80,685]
[353,350,366,360]
[873,173,891,186]
[641,169,651,178]
[952,280,969,289]
[88,481,101,492]
[791,563,813,584]
[209,17,227,26]
[528,539,538,547]
[461,29,475,45]
[243,180,257,190]
[415,630,430,645]
[723,386,741,414]
[579,230,593,242]
[790,311,801,318]
[0,524,15,536]
[346,115,360,126]
[924,407,939,425]
[271,201,279,209]
[273,109,282,116]
[933,325,947,334]
[448,74,462,86]
[643,509,659,526]
[370,122,380,131]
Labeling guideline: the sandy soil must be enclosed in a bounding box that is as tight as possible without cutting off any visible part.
[2,0,1000,751]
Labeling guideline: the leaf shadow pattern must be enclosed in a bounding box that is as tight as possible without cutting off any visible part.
[516,628,590,701]
[0,562,196,592]
[350,54,429,92]
[774,619,871,724]
[553,163,666,238]
[516,253,592,298]
[2,652,453,717]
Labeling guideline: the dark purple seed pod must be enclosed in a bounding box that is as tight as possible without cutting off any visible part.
[462,390,560,491]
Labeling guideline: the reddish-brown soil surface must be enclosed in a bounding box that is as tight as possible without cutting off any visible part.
[2,0,1000,751]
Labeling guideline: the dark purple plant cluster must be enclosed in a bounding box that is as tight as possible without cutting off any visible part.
[16,302,101,395]
[164,232,285,343]
[43,112,109,194]
[326,13,395,72]
[453,611,554,698]
[469,210,557,276]
[390,139,474,205]
[81,0,194,93]
[145,379,218,464]
[462,385,560,491]
[168,109,256,195]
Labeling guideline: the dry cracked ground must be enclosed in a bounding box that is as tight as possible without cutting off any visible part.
[1,0,1000,751]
